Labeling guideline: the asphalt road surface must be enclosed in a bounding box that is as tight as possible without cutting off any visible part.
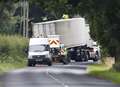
[0,61,119,87]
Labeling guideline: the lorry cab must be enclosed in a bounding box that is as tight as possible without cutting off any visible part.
[89,42,100,61]
[28,38,52,66]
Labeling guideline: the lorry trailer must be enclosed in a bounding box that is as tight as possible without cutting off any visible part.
[31,18,100,62]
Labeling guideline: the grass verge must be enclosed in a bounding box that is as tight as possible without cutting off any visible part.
[0,63,26,74]
[0,62,27,74]
[0,35,28,74]
[87,64,120,84]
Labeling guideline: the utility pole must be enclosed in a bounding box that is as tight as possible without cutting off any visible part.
[26,1,29,37]
[21,0,29,37]
[23,0,26,37]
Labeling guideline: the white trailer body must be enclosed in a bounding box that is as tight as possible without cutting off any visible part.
[32,18,93,48]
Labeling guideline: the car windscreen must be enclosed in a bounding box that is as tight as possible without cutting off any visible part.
[29,45,49,52]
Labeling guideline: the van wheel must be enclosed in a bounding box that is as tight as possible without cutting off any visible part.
[28,60,35,67]
[47,59,52,66]
[48,62,52,66]
[28,63,35,67]
[32,63,36,67]
[28,62,33,67]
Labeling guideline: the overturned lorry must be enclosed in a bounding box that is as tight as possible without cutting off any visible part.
[32,18,100,62]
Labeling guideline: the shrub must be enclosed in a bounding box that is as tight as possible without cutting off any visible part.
[0,35,28,64]
[113,63,120,72]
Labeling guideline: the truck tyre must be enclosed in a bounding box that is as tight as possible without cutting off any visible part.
[75,59,79,62]
[93,57,98,62]
[82,58,88,62]
[93,58,98,62]
[67,57,71,63]
[75,57,81,62]
[62,59,68,65]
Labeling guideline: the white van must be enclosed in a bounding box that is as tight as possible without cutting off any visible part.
[28,38,52,66]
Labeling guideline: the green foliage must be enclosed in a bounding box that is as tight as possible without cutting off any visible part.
[113,63,120,72]
[0,35,28,63]
[73,0,120,60]
[29,0,70,19]
[88,64,120,83]
[0,1,18,35]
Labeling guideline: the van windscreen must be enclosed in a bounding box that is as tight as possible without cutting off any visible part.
[29,45,49,52]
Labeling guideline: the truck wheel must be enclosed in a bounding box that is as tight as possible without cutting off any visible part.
[75,57,81,62]
[67,57,71,63]
[82,58,88,62]
[62,59,68,64]
[93,59,98,62]
[75,59,79,62]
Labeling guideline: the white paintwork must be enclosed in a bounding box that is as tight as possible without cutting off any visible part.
[28,38,50,59]
[32,18,94,48]
[29,38,49,45]
[28,51,49,57]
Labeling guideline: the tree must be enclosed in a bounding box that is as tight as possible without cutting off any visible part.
[76,0,120,63]
[0,0,18,35]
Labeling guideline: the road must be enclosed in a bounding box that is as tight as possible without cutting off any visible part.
[0,62,119,87]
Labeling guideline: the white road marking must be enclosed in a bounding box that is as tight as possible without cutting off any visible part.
[47,70,69,87]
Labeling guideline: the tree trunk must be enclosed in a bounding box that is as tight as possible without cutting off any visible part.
[113,48,120,71]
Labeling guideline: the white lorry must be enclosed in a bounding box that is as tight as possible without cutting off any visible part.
[32,18,100,62]
[28,38,52,66]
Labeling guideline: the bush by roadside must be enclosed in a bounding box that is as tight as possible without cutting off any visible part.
[0,35,28,73]
[87,64,120,84]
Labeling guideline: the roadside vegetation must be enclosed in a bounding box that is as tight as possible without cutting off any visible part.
[88,47,120,83]
[0,35,28,73]
[88,63,120,84]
